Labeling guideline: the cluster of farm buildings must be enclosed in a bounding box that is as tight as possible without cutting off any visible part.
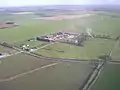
[36,32,80,42]
[20,30,113,52]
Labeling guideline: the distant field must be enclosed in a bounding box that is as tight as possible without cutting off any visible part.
[35,14,94,20]
[0,20,65,43]
[0,45,16,53]
[15,40,48,48]
[35,39,115,59]
[10,12,34,15]
[0,53,54,79]
[0,14,97,43]
[88,15,120,38]
[0,13,120,43]
[91,64,120,90]
[111,41,120,60]
[0,62,94,90]
[0,12,120,90]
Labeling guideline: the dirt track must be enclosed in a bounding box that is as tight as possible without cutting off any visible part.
[0,62,60,82]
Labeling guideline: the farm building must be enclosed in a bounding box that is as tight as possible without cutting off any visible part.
[36,32,80,42]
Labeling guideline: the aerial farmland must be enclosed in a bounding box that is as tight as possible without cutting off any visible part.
[0,5,120,90]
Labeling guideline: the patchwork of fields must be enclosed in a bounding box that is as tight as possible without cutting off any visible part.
[111,41,120,60]
[0,54,54,80]
[0,11,120,90]
[0,61,94,90]
[0,45,16,53]
[35,39,115,59]
[91,64,120,90]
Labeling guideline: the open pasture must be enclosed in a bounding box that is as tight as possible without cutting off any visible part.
[0,13,96,43]
[15,39,48,49]
[90,64,120,90]
[35,38,115,59]
[0,45,17,54]
[111,40,120,60]
[0,61,94,90]
[0,53,54,79]
[0,11,120,90]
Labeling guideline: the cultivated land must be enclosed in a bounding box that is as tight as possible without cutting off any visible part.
[111,41,120,60]
[15,40,48,48]
[35,14,94,20]
[35,39,115,59]
[0,45,17,53]
[90,64,120,90]
[0,13,119,42]
[0,53,54,79]
[0,62,94,90]
[0,10,120,90]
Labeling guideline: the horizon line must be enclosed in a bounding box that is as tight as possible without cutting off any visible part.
[0,4,119,8]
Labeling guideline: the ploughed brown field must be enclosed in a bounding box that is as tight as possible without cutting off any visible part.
[34,14,93,20]
[0,22,17,29]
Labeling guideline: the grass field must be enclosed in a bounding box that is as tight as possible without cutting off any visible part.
[0,14,102,43]
[0,53,54,79]
[35,39,115,59]
[111,41,120,60]
[15,40,48,48]
[0,13,119,41]
[0,12,120,90]
[0,45,17,53]
[0,62,94,90]
[91,64,120,90]
[0,13,118,60]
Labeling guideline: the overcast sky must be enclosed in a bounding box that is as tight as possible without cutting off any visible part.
[0,0,119,7]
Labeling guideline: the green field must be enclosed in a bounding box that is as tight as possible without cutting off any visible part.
[0,53,54,79]
[0,13,119,40]
[0,11,120,90]
[111,41,120,60]
[35,39,115,59]
[0,62,94,90]
[0,14,110,42]
[91,64,120,90]
[0,45,16,53]
[15,40,48,48]
[0,13,119,60]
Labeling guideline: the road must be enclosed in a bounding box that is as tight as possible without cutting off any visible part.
[82,40,120,90]
[0,42,93,82]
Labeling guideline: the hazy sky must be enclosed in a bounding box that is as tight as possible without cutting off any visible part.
[0,0,119,7]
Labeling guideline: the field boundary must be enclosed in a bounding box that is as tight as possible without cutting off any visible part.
[0,62,60,82]
[82,40,120,90]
